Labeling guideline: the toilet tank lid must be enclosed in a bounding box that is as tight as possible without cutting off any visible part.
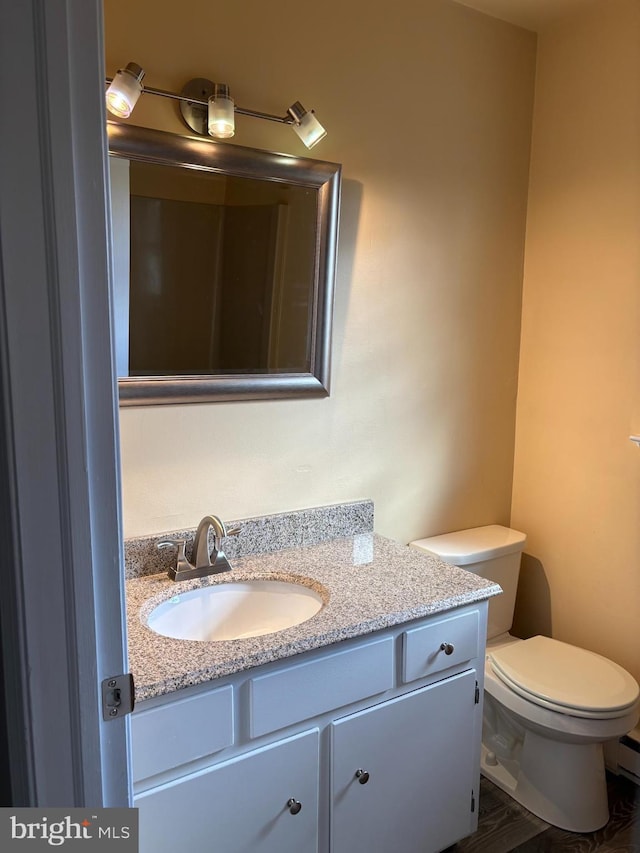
[409,524,526,566]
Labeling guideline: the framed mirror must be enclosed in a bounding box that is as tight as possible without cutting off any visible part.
[107,122,341,405]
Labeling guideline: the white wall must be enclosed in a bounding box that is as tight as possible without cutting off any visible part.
[104,0,536,541]
[511,0,640,681]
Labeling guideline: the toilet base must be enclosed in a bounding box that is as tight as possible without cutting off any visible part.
[480,734,610,832]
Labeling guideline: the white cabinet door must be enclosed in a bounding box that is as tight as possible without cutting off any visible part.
[331,670,477,853]
[136,728,320,853]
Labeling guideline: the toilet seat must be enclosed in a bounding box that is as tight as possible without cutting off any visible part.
[489,635,639,720]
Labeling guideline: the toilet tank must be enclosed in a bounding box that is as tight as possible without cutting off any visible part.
[410,525,527,640]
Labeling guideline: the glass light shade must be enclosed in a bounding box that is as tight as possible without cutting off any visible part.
[208,94,235,139]
[106,65,144,118]
[292,110,327,149]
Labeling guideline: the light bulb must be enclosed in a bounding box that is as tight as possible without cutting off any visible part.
[207,84,235,139]
[287,101,327,149]
[106,63,145,118]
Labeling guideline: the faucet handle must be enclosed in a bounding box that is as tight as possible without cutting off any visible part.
[157,538,187,554]
[157,539,194,579]
[225,526,241,537]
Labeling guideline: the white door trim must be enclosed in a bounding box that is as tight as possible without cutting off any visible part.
[0,0,130,806]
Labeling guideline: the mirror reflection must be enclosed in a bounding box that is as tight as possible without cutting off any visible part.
[123,162,317,376]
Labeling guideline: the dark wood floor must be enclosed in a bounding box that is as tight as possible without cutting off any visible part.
[449,773,640,852]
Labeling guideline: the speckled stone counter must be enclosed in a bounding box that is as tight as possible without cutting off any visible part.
[127,532,500,703]
[124,500,374,579]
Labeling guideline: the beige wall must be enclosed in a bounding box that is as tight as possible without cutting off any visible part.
[511,0,640,681]
[104,0,536,541]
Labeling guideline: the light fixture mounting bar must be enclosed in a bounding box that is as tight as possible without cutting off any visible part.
[104,77,294,125]
[234,107,293,125]
[105,67,327,147]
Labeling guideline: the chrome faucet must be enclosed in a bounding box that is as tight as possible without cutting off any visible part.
[158,514,239,582]
[192,514,235,573]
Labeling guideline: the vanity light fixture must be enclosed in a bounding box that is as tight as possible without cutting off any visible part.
[105,63,327,149]
[207,83,235,139]
[287,101,327,149]
[105,62,145,118]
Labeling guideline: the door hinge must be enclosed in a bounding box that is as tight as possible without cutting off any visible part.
[101,673,135,721]
[474,681,480,704]
[471,789,476,813]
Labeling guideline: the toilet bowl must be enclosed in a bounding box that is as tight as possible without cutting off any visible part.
[410,526,640,833]
[482,633,639,831]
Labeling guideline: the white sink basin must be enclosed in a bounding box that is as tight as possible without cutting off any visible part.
[147,579,324,641]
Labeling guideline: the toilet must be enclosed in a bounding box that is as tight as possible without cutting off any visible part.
[410,525,640,833]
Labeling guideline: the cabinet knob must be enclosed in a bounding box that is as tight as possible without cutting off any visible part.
[440,642,455,656]
[355,769,370,785]
[287,798,302,815]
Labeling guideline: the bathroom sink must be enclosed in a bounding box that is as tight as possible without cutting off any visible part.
[146,579,324,641]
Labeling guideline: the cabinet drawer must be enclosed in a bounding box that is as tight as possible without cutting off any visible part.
[402,609,480,683]
[131,684,233,782]
[250,637,394,737]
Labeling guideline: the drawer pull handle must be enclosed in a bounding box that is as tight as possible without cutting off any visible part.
[287,798,302,815]
[440,642,455,656]
[355,769,370,784]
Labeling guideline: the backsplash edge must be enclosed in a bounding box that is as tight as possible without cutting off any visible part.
[124,499,374,579]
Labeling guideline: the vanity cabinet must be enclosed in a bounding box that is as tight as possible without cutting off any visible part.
[132,602,486,853]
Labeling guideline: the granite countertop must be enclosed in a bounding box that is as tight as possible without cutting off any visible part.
[127,532,501,702]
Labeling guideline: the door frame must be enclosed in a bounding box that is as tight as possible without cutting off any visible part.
[0,0,130,806]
